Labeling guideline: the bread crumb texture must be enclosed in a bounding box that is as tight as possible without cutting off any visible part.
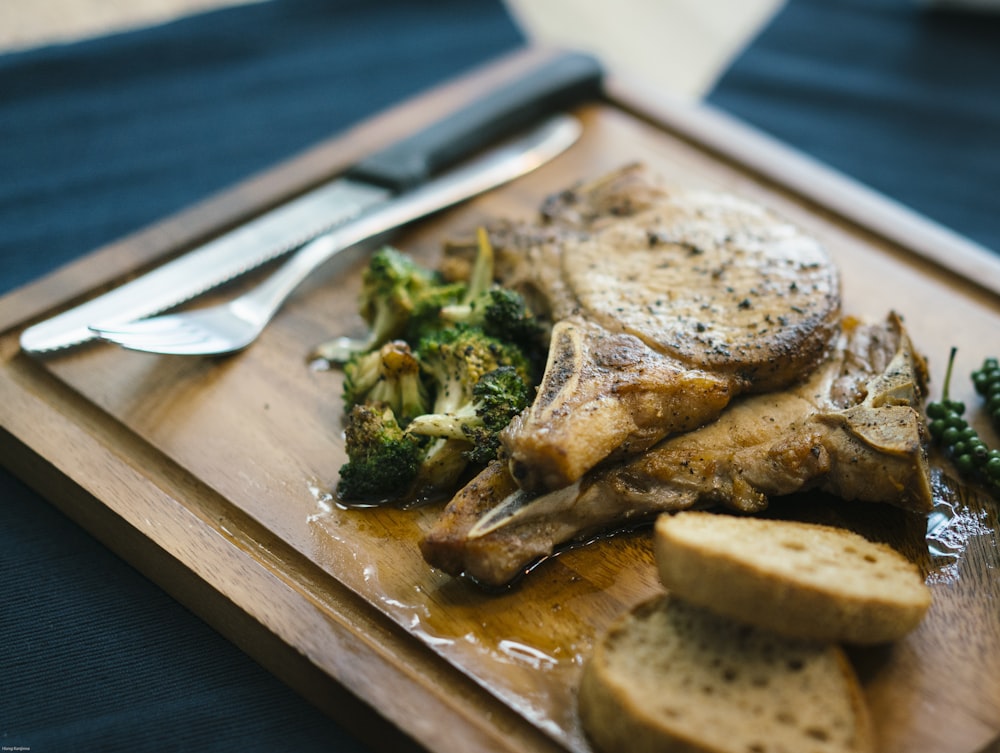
[579,595,873,753]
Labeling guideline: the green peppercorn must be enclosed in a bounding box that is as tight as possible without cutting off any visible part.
[926,402,948,420]
[941,427,962,446]
[971,356,1000,437]
[927,348,1000,495]
[955,454,976,475]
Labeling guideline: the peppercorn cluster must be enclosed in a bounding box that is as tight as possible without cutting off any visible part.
[972,357,1000,434]
[927,349,1000,494]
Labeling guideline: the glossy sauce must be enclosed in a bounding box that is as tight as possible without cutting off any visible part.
[925,470,998,584]
[306,480,660,749]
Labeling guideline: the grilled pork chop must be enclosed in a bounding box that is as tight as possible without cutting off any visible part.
[420,313,932,587]
[480,166,842,491]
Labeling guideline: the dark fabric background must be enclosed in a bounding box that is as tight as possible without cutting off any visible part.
[707,0,1000,255]
[2,0,999,751]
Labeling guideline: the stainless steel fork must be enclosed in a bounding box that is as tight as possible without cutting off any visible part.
[89,115,580,356]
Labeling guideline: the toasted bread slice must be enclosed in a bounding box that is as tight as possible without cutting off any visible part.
[654,511,931,644]
[579,595,873,753]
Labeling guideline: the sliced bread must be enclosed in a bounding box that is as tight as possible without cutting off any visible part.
[654,511,931,644]
[578,595,874,753]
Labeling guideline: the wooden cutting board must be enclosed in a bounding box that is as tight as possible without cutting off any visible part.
[2,48,999,753]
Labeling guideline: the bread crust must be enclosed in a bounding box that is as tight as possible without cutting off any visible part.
[654,512,931,644]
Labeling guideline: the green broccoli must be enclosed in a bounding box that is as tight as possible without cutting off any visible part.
[409,436,481,501]
[338,331,530,503]
[415,326,531,416]
[385,328,532,496]
[312,246,444,363]
[341,340,428,421]
[404,280,466,345]
[463,227,497,301]
[337,402,423,503]
[329,234,549,503]
[358,246,440,343]
[406,365,530,465]
[441,286,545,354]
[402,227,501,344]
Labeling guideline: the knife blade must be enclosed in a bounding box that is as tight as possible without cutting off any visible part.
[21,50,602,354]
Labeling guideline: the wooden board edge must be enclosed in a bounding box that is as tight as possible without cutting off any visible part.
[604,73,1000,301]
[0,348,572,753]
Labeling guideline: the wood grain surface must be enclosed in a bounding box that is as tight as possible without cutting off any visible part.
[2,49,999,753]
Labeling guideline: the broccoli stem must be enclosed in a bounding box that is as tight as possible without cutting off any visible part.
[406,405,478,440]
[462,227,495,305]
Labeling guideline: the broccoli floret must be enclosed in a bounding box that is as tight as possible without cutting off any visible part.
[404,280,467,344]
[416,327,531,416]
[341,340,429,421]
[402,227,500,345]
[337,402,423,503]
[312,247,444,363]
[441,286,545,351]
[359,246,440,343]
[404,330,532,489]
[330,233,548,502]
[410,436,479,500]
[407,365,530,465]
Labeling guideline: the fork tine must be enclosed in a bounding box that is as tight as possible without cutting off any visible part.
[90,325,203,346]
[89,319,176,335]
[94,329,242,355]
[89,333,194,350]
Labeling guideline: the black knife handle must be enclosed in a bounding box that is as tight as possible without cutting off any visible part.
[344,50,603,192]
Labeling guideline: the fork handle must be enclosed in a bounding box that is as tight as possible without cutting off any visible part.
[244,114,582,318]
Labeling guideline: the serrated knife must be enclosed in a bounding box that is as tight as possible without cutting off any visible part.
[21,50,603,354]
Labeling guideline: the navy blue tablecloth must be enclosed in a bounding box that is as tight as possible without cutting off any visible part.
[2,0,998,751]
[708,0,1000,256]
